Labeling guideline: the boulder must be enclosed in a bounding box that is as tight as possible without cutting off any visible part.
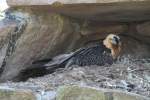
[57,85,149,100]
[0,9,83,81]
[6,0,150,5]
[6,0,150,22]
[0,19,17,69]
[0,88,36,100]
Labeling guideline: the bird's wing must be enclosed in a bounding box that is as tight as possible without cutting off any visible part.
[44,53,74,67]
[44,47,88,67]
[31,44,100,70]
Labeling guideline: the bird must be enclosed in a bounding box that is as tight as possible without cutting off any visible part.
[19,34,122,81]
[31,34,122,70]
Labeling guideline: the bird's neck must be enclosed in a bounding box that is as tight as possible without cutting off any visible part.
[111,46,121,59]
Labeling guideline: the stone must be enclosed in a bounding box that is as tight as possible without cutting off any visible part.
[112,92,147,100]
[6,0,150,5]
[57,86,106,100]
[0,8,83,82]
[6,0,150,22]
[56,85,149,100]
[0,19,18,72]
[0,88,36,100]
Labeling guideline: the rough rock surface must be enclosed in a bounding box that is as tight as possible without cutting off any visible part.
[0,19,17,70]
[0,85,148,100]
[6,0,150,5]
[6,0,150,22]
[0,8,84,82]
[0,88,36,100]
[57,86,149,100]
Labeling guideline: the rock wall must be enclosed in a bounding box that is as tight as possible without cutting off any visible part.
[0,8,84,81]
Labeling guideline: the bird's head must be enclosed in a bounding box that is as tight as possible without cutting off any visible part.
[103,34,122,59]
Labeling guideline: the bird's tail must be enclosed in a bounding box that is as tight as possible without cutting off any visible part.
[20,53,74,79]
[44,53,74,68]
[30,53,74,70]
[32,58,52,64]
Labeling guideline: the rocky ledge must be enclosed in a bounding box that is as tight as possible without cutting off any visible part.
[57,85,149,100]
[0,85,149,100]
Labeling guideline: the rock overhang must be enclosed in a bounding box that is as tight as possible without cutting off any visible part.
[6,0,150,5]
[6,0,150,22]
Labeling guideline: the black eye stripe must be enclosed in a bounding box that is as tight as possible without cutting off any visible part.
[113,36,119,44]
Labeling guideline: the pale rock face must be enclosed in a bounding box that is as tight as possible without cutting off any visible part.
[0,9,84,81]
[6,0,150,5]
[6,0,150,22]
